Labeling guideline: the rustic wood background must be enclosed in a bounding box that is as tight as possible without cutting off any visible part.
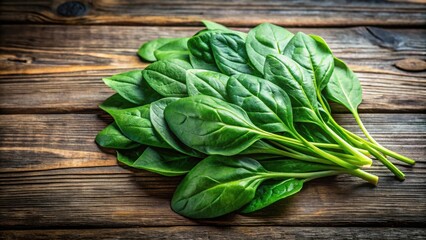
[1,0,425,239]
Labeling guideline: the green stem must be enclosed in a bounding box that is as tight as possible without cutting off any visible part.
[268,133,358,170]
[269,140,366,166]
[337,123,415,165]
[268,147,334,165]
[353,110,381,147]
[345,168,379,185]
[327,118,407,179]
[266,170,343,180]
[362,143,405,180]
[321,123,373,167]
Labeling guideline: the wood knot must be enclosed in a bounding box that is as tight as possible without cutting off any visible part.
[395,58,426,72]
[57,1,87,17]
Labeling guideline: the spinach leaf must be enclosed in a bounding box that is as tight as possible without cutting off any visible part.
[240,178,303,213]
[110,105,171,148]
[211,33,259,76]
[171,156,266,218]
[150,97,204,157]
[188,30,221,71]
[103,70,162,105]
[143,59,192,97]
[283,33,334,91]
[164,95,264,155]
[324,57,362,114]
[138,37,181,62]
[154,38,190,61]
[99,93,138,115]
[116,146,147,166]
[118,147,199,176]
[264,54,321,126]
[295,122,334,143]
[95,122,141,149]
[226,74,294,133]
[186,69,229,100]
[202,20,247,39]
[246,23,293,73]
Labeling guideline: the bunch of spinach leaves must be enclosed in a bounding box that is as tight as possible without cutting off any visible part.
[95,21,415,219]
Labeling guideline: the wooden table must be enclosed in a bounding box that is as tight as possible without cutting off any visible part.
[1,1,425,239]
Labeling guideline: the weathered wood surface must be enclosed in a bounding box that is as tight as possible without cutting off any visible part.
[1,0,425,27]
[1,227,425,240]
[0,113,424,229]
[0,25,425,113]
[1,1,425,238]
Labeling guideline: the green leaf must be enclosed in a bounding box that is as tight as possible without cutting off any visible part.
[116,146,147,166]
[171,156,266,218]
[264,54,321,126]
[241,178,303,213]
[95,122,141,149]
[246,23,293,73]
[118,147,199,176]
[150,97,204,157]
[99,93,138,115]
[295,122,334,143]
[201,20,247,39]
[188,30,221,71]
[186,69,229,100]
[102,70,162,105]
[110,105,171,148]
[211,33,259,76]
[164,95,263,155]
[143,59,192,97]
[154,38,190,61]
[324,58,363,114]
[283,33,334,91]
[138,37,181,62]
[226,74,294,133]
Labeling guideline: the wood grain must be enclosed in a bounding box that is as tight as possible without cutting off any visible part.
[1,227,425,240]
[0,0,425,27]
[0,113,424,228]
[0,25,425,113]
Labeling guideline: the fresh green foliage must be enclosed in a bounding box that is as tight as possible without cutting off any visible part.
[188,30,221,71]
[95,122,140,149]
[103,70,162,105]
[138,37,182,62]
[109,105,171,148]
[154,38,190,61]
[241,178,304,213]
[284,33,334,91]
[99,93,138,114]
[171,156,266,218]
[246,23,294,73]
[150,97,203,157]
[202,20,247,39]
[118,147,199,176]
[143,59,192,97]
[226,73,294,133]
[96,20,415,220]
[186,69,229,100]
[164,95,263,155]
[211,33,259,76]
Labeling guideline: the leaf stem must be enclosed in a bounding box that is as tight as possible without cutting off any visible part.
[336,122,415,165]
[321,123,373,167]
[267,133,358,169]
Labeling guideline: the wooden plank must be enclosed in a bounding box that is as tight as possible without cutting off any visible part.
[0,113,425,228]
[0,25,425,113]
[1,227,425,239]
[0,0,425,27]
